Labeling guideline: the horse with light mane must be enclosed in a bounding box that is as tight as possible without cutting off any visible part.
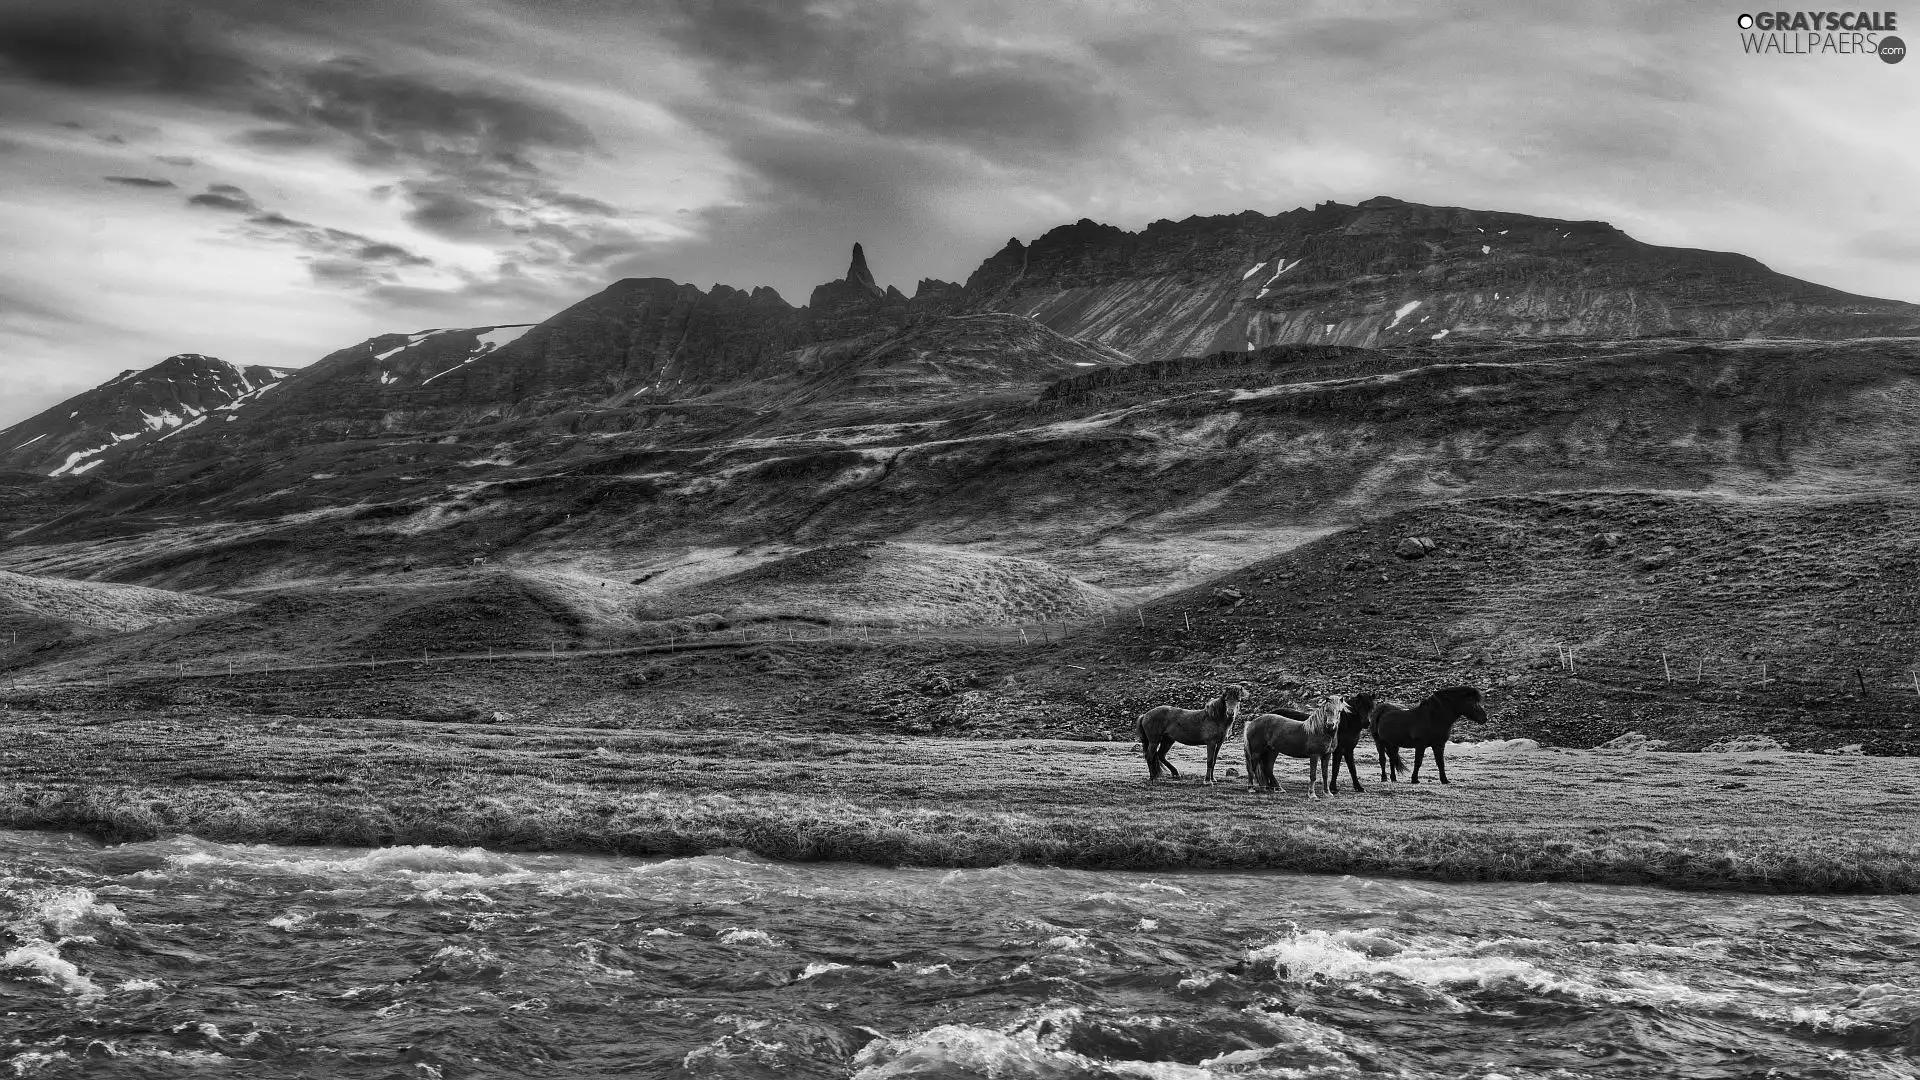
[1241,694,1347,798]
[1250,692,1382,794]
[1369,685,1487,785]
[1136,684,1247,784]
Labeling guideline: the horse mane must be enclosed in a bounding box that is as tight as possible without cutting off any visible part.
[1435,685,1483,704]
[1304,695,1342,744]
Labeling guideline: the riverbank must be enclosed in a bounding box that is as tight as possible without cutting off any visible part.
[2,709,1915,892]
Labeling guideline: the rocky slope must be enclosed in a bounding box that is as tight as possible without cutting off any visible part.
[0,353,292,476]
[960,197,1920,358]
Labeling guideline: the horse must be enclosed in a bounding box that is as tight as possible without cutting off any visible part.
[1242,693,1381,794]
[1369,686,1487,785]
[1137,684,1248,784]
[1242,694,1348,797]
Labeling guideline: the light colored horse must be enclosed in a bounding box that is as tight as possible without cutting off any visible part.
[1136,684,1247,784]
[1242,694,1346,798]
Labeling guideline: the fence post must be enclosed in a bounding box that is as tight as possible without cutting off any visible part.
[1661,652,1671,683]
[1136,607,1144,628]
[1183,611,1191,632]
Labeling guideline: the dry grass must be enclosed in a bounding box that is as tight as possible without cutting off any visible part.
[0,569,247,631]
[658,541,1124,627]
[2,709,1915,893]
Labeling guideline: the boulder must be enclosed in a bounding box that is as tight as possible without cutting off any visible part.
[1583,532,1623,554]
[1635,547,1676,571]
[1394,536,1437,560]
[1448,738,1541,754]
[1596,731,1669,752]
[1702,734,1786,753]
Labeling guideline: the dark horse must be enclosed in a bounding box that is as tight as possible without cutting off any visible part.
[1369,686,1487,784]
[1244,693,1381,794]
[1137,684,1247,784]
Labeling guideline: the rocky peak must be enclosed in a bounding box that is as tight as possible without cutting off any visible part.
[847,242,879,291]
[808,242,908,338]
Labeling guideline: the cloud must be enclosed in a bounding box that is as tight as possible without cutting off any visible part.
[185,182,259,212]
[653,0,1124,157]
[288,57,596,165]
[229,208,436,291]
[103,174,176,188]
[402,186,499,239]
[0,2,261,97]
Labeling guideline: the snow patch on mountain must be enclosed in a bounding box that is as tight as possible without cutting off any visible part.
[474,325,535,352]
[421,325,537,385]
[1387,301,1422,329]
[1257,259,1302,299]
[374,329,452,362]
[159,415,209,441]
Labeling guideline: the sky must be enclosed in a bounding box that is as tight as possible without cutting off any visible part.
[1,0,1916,427]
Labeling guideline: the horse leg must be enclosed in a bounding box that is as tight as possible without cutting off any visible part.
[1142,728,1159,780]
[1342,745,1363,793]
[1204,739,1218,785]
[1159,739,1180,780]
[1410,745,1426,784]
[1244,737,1258,792]
[1323,752,1337,797]
[1433,742,1449,785]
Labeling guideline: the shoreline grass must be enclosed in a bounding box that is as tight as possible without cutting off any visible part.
[2,710,1917,894]
[5,782,1916,894]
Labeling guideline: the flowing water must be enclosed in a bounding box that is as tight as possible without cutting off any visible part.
[1,828,1915,1079]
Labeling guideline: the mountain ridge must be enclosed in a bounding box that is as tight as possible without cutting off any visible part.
[10,195,1917,478]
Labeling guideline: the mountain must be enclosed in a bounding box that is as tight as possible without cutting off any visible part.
[957,197,1920,358]
[0,353,294,476]
[21,197,1909,477]
[4,197,1920,752]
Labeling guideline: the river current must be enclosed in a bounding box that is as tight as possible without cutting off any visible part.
[0,829,1915,1078]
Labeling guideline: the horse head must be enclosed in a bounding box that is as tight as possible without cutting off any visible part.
[1340,693,1380,735]
[1219,683,1248,716]
[1437,685,1486,725]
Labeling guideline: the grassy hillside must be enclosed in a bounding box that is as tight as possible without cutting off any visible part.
[967,489,1920,753]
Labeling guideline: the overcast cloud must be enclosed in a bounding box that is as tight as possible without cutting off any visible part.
[0,0,1915,426]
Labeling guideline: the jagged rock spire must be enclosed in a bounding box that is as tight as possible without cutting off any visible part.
[847,243,877,288]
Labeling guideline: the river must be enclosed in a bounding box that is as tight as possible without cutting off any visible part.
[1,829,1915,1078]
